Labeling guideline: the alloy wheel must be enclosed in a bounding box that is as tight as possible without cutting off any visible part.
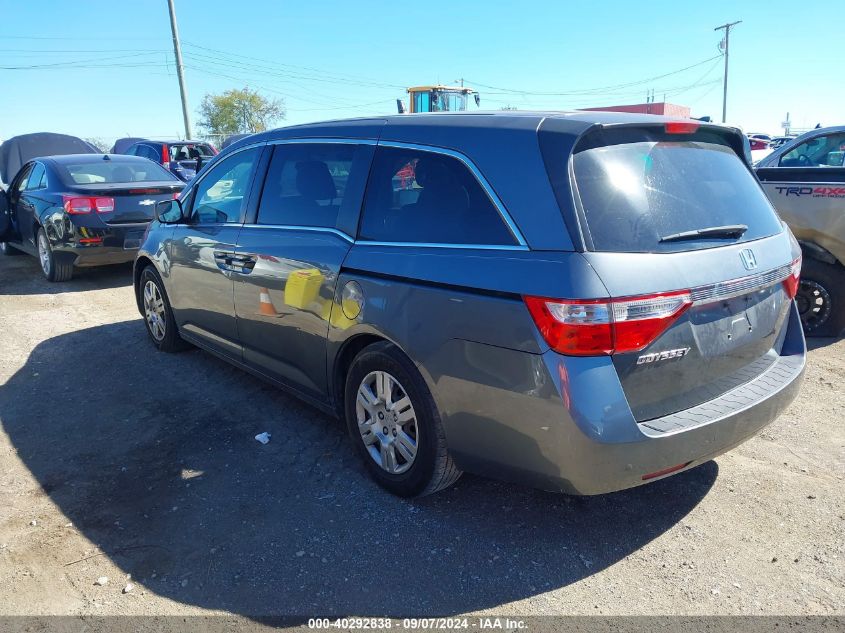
[356,370,418,474]
[37,232,51,276]
[143,280,167,341]
[796,279,832,332]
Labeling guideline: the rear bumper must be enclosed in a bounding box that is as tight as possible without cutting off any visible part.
[50,222,148,267]
[435,301,806,495]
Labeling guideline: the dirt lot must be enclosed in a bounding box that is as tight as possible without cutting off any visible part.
[0,253,843,619]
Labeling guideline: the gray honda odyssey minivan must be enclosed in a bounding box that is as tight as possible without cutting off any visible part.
[134,112,805,497]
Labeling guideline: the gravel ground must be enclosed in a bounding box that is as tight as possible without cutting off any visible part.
[0,253,842,619]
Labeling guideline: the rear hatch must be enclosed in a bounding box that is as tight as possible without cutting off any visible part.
[539,121,800,421]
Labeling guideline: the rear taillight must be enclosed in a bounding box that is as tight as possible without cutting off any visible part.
[161,145,170,163]
[62,196,115,214]
[783,256,801,299]
[94,197,114,212]
[524,290,692,356]
[63,196,92,214]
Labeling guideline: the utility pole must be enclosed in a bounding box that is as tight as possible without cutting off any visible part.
[167,0,192,139]
[714,20,741,123]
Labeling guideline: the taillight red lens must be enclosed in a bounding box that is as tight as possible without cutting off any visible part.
[63,196,92,214]
[524,290,692,356]
[524,297,613,355]
[62,196,114,214]
[664,121,700,134]
[161,145,170,163]
[94,197,114,213]
[783,256,801,299]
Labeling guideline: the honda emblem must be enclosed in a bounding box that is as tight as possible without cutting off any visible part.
[740,249,758,270]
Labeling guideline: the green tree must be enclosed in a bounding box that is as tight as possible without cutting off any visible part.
[197,87,285,136]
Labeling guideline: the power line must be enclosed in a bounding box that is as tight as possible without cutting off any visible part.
[0,35,168,41]
[182,41,406,90]
[182,49,405,91]
[0,51,166,70]
[465,55,723,97]
[184,65,395,111]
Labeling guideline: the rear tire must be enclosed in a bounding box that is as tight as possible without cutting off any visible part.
[0,242,22,256]
[140,265,189,352]
[797,258,845,337]
[344,342,461,497]
[37,229,73,282]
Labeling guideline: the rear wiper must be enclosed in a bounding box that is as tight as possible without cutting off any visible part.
[659,224,748,243]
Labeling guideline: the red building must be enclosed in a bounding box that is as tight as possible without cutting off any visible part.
[582,102,691,118]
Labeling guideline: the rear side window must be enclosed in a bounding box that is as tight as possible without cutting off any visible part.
[257,143,357,228]
[170,143,215,160]
[61,160,175,184]
[25,163,46,190]
[571,137,783,253]
[358,146,516,245]
[134,145,160,162]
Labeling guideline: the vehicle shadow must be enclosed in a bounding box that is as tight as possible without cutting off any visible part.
[0,255,133,295]
[0,321,717,618]
[806,335,842,351]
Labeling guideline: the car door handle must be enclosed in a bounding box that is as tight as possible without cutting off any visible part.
[213,249,234,271]
[213,250,256,274]
[228,253,257,274]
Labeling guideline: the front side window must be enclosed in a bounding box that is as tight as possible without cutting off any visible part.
[256,143,356,228]
[358,146,516,246]
[779,133,845,167]
[191,147,260,224]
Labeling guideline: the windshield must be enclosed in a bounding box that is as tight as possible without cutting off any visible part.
[61,160,176,184]
[572,140,783,253]
[168,143,215,161]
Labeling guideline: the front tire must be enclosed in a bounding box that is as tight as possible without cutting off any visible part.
[140,266,188,352]
[344,342,461,497]
[797,257,845,337]
[37,229,73,282]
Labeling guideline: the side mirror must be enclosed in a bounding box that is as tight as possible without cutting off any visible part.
[155,198,184,224]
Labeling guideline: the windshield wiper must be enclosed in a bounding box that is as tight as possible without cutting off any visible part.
[659,224,748,243]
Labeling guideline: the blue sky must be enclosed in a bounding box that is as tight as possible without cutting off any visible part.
[1,0,841,142]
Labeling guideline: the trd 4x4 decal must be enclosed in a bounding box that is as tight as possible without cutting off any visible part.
[774,186,845,198]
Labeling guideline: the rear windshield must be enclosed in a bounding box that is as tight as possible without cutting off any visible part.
[571,137,783,253]
[169,143,215,160]
[61,160,175,184]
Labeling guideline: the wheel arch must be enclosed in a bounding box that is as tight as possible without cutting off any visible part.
[329,329,441,419]
[330,333,392,416]
[799,240,841,267]
[133,256,155,315]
